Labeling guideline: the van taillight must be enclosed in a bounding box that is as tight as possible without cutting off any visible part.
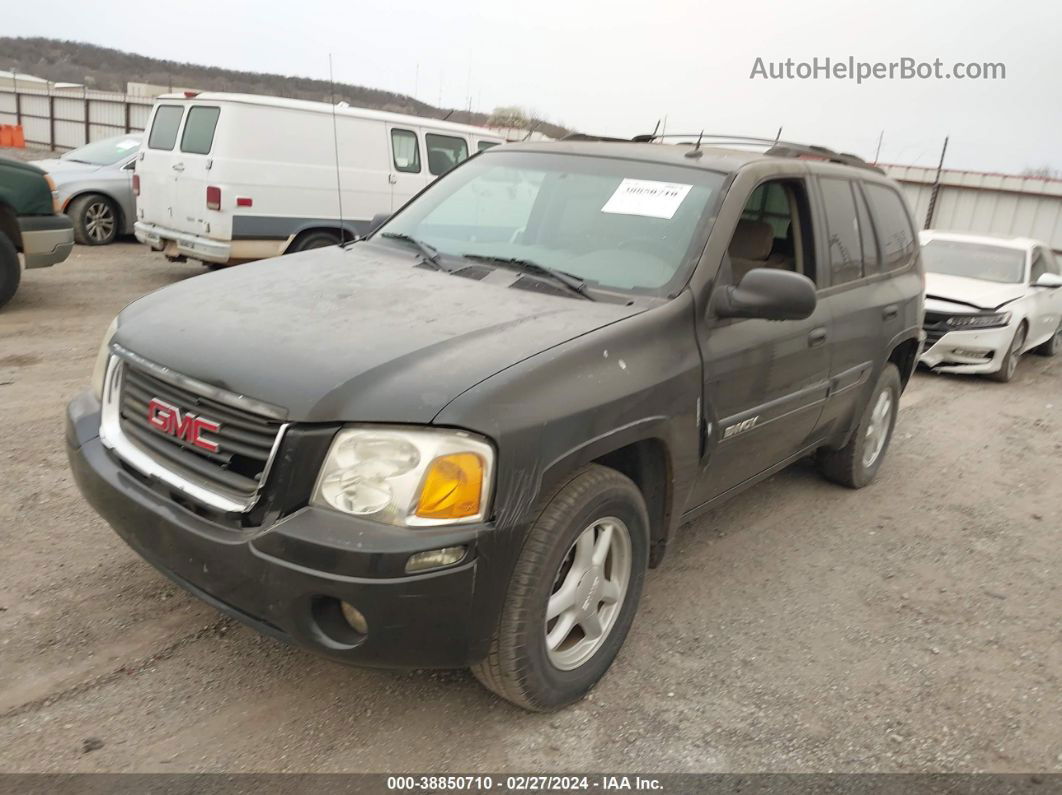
[206,186,221,211]
[132,174,140,196]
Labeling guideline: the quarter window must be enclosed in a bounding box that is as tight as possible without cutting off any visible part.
[426,134,469,176]
[819,178,863,285]
[147,105,184,151]
[180,106,221,155]
[391,129,421,173]
[863,183,917,271]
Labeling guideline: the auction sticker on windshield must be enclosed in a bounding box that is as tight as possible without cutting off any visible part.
[601,178,693,219]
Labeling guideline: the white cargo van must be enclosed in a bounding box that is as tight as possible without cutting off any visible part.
[133,92,505,265]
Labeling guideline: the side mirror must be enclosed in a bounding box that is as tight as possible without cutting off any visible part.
[368,212,390,235]
[711,268,817,321]
[1033,272,1062,289]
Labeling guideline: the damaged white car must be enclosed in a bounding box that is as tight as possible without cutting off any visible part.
[919,231,1062,382]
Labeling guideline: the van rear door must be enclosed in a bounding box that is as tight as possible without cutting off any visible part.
[171,105,224,239]
[138,103,186,228]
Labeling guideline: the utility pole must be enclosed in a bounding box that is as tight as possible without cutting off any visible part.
[874,130,884,164]
[924,135,949,230]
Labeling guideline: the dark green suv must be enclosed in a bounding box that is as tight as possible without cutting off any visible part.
[0,156,75,308]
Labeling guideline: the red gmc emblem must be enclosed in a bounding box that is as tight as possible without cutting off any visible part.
[146,397,221,453]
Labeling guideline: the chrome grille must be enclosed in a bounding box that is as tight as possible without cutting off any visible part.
[114,360,284,507]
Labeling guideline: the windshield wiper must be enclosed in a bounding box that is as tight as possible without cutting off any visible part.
[460,254,594,301]
[63,158,93,165]
[380,232,446,271]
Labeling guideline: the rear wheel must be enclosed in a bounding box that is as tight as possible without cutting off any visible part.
[0,232,20,309]
[1034,321,1061,357]
[287,230,342,253]
[989,323,1027,382]
[69,194,119,245]
[472,464,649,711]
[818,363,900,489]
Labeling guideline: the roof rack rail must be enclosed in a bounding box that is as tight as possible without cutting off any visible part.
[561,132,633,143]
[631,133,884,173]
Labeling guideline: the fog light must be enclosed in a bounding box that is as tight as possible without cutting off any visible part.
[405,545,467,573]
[340,602,369,635]
[952,348,991,359]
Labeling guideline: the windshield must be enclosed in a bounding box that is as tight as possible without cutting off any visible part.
[61,134,142,166]
[376,150,724,295]
[921,239,1026,284]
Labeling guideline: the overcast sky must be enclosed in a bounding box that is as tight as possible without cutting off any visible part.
[8,0,1061,174]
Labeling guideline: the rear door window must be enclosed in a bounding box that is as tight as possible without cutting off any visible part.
[853,185,880,275]
[179,106,221,155]
[391,129,421,173]
[819,177,863,285]
[426,134,469,176]
[863,183,917,271]
[147,105,185,150]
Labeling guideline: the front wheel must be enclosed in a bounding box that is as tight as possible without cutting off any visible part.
[0,232,21,309]
[472,464,649,711]
[989,323,1027,382]
[818,363,901,489]
[69,194,119,245]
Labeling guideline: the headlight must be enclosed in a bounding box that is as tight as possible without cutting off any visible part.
[311,426,494,527]
[946,311,1011,330]
[91,317,119,400]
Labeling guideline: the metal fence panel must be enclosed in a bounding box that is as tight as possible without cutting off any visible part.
[0,87,154,150]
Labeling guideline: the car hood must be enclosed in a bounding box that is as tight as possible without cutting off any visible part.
[924,272,1027,311]
[115,243,643,423]
[30,158,105,183]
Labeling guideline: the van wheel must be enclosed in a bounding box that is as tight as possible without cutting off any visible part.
[817,363,900,489]
[471,464,649,711]
[1034,321,1061,357]
[989,323,1027,382]
[0,232,20,309]
[288,230,342,253]
[69,194,119,245]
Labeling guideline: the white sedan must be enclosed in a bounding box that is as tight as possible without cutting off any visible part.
[919,231,1062,382]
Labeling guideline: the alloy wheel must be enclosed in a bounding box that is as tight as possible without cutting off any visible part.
[85,201,116,243]
[1006,326,1026,379]
[545,517,632,671]
[862,389,894,469]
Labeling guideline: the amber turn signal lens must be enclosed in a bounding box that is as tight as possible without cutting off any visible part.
[415,453,483,520]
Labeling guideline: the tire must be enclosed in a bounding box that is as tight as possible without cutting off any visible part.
[989,322,1027,382]
[287,230,342,253]
[69,194,119,246]
[818,363,901,489]
[1034,321,1061,357]
[0,232,20,309]
[472,464,649,711]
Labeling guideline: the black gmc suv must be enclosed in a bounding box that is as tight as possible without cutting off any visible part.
[67,139,924,711]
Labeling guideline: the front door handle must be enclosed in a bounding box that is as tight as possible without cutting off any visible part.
[883,304,899,320]
[808,327,828,347]
[172,163,185,172]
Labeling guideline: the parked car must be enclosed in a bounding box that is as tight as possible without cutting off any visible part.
[919,230,1062,381]
[0,156,74,309]
[67,139,923,710]
[31,133,141,246]
[133,92,505,266]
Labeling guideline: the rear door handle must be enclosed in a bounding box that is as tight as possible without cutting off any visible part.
[808,327,828,347]
[883,304,899,320]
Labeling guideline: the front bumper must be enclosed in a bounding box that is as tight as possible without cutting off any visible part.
[919,324,1014,374]
[66,390,498,669]
[19,214,75,268]
[135,221,231,264]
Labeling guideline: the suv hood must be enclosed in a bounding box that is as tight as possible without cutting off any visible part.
[115,243,642,423]
[924,272,1027,311]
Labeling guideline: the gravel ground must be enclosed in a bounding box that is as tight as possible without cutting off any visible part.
[0,242,1059,773]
